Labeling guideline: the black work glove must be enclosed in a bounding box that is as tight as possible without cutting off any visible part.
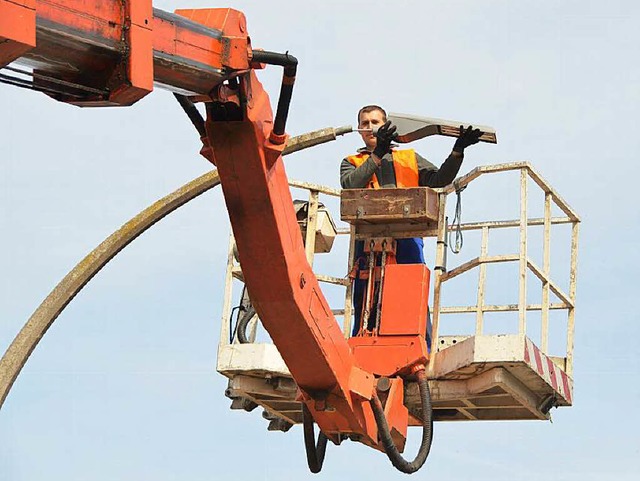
[372,120,397,159]
[453,125,482,154]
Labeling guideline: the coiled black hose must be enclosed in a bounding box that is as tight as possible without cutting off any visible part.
[370,370,433,474]
[302,404,328,474]
[233,286,256,344]
[236,304,256,344]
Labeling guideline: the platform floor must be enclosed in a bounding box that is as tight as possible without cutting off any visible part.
[218,334,573,429]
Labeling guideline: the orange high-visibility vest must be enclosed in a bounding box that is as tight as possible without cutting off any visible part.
[346,149,419,189]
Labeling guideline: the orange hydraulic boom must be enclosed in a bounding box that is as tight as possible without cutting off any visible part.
[0,1,250,104]
[1,1,433,473]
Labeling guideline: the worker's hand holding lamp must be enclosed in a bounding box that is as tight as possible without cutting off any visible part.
[372,120,398,159]
[452,125,483,154]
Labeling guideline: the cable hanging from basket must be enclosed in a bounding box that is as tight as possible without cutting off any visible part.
[449,180,465,254]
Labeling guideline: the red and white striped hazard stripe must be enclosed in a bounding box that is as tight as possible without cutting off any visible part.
[524,338,573,405]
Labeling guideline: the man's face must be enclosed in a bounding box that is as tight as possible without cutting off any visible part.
[358,109,386,151]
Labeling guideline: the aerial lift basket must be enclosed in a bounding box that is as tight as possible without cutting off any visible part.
[217,162,580,428]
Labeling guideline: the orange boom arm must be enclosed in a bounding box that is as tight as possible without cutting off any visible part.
[0,0,431,472]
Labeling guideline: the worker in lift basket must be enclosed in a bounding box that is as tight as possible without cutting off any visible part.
[340,104,482,338]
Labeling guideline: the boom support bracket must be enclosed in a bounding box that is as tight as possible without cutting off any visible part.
[101,0,154,106]
[63,0,154,106]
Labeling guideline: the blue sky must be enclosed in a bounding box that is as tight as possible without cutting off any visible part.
[1,1,639,479]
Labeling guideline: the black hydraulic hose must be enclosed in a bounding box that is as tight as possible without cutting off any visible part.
[0,73,84,99]
[302,404,328,474]
[235,286,255,344]
[236,305,256,344]
[370,370,433,474]
[4,66,109,96]
[251,50,298,138]
[173,93,207,137]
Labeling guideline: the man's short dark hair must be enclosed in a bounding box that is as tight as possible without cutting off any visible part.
[358,105,387,125]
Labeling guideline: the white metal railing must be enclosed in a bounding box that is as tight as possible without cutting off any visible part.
[429,162,580,377]
[218,179,353,351]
